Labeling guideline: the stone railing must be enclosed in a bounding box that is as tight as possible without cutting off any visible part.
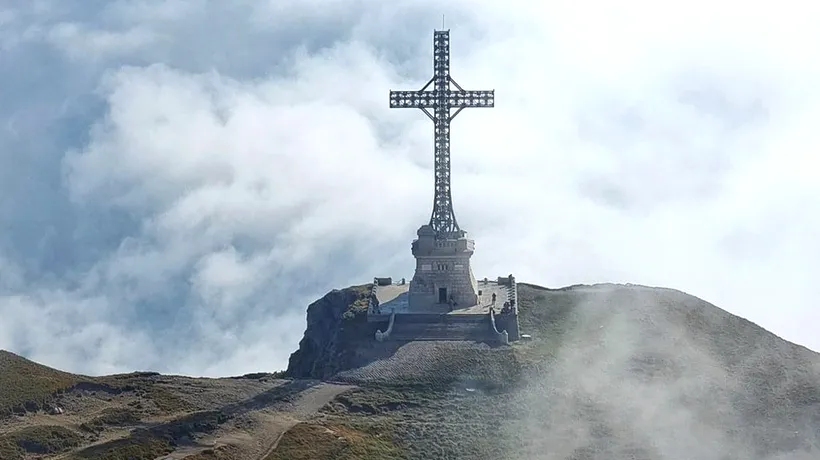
[489,309,509,345]
[507,274,517,313]
[375,312,396,342]
[368,279,380,315]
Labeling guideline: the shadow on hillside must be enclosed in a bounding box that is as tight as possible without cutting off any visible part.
[71,378,322,459]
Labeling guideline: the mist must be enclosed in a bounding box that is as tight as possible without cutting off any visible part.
[510,286,820,459]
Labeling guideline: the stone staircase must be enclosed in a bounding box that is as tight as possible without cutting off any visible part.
[386,314,496,342]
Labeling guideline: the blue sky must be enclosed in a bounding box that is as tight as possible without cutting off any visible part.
[1,0,818,377]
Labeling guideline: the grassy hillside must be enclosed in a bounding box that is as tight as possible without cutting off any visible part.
[3,282,820,459]
[0,350,286,460]
[0,350,81,418]
[0,351,199,421]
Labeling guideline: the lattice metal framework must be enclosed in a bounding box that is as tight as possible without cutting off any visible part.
[390,30,494,236]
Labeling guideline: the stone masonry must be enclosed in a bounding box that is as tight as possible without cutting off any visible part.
[408,224,479,309]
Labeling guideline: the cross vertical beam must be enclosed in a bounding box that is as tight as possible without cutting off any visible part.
[432,30,454,236]
[389,30,494,238]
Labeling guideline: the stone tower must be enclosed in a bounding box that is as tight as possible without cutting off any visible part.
[408,226,479,308]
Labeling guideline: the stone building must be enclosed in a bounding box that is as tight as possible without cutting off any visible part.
[408,225,479,309]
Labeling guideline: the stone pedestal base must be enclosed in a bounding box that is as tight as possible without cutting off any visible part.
[408,224,478,310]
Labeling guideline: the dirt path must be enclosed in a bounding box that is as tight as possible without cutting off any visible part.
[159,382,355,460]
[287,382,353,417]
[4,380,353,460]
[253,383,354,460]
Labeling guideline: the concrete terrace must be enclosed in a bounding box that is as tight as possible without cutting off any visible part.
[370,279,514,317]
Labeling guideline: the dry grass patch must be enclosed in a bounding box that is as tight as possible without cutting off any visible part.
[265,421,405,460]
[184,444,244,459]
[79,408,141,434]
[0,425,84,460]
[69,433,173,460]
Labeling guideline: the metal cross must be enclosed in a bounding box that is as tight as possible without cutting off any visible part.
[390,30,494,237]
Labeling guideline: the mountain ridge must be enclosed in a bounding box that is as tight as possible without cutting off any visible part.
[2,281,819,459]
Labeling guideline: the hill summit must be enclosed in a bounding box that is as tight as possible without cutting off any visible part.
[2,282,820,460]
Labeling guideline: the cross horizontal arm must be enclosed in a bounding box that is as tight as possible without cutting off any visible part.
[445,90,494,108]
[389,91,438,108]
[389,89,495,109]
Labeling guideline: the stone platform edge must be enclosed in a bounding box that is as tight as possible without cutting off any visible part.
[367,275,522,342]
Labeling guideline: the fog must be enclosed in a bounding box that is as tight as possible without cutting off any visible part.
[511,286,820,459]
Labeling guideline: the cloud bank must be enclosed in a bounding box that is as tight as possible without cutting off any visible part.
[0,0,819,376]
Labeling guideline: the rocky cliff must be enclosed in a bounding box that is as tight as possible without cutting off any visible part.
[285,284,381,379]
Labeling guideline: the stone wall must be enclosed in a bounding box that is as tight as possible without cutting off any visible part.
[367,282,380,314]
[412,259,478,306]
[410,250,478,306]
[489,310,509,344]
[375,312,396,342]
[494,312,520,341]
[495,274,521,340]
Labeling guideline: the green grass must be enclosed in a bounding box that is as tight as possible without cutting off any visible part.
[264,422,405,460]
[0,350,80,417]
[0,425,84,460]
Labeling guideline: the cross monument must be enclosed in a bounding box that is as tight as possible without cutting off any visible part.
[390,30,494,310]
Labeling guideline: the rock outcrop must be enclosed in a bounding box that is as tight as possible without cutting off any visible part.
[285,285,381,379]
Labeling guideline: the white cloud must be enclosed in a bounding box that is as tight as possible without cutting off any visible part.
[0,0,819,377]
[46,22,160,61]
